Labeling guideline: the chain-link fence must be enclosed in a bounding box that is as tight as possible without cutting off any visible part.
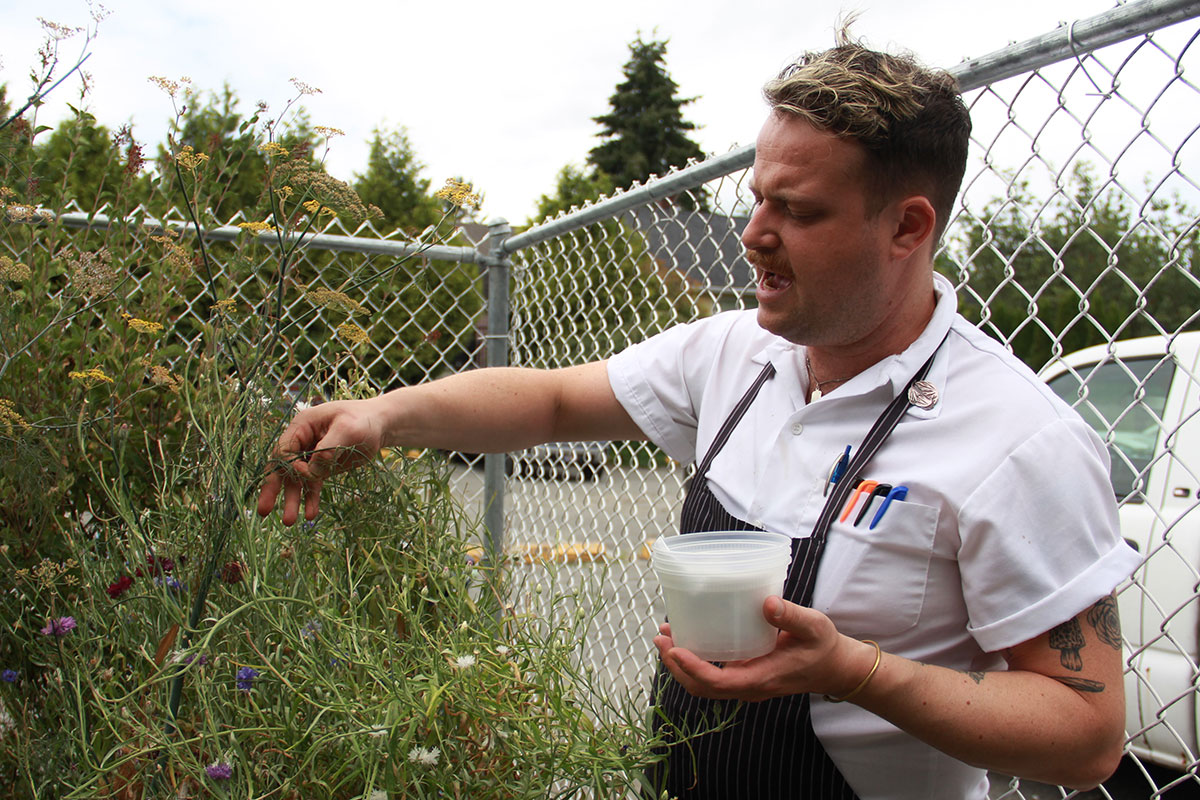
[21,0,1200,797]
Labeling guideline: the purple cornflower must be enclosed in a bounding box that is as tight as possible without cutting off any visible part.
[236,666,259,692]
[205,761,233,780]
[40,616,77,637]
[1,670,18,683]
[183,654,209,667]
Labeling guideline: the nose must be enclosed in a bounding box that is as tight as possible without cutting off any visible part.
[741,201,780,252]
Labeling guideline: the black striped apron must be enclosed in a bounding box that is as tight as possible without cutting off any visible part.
[648,351,939,800]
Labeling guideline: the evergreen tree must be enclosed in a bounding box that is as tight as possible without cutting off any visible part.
[588,36,708,210]
[352,126,441,234]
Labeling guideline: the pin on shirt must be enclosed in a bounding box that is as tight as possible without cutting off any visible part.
[907,380,939,409]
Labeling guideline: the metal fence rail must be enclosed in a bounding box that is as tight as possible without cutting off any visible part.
[11,1,1200,797]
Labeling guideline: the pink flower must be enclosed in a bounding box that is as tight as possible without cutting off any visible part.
[40,616,77,636]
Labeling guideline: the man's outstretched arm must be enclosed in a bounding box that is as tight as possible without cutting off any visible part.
[257,361,645,524]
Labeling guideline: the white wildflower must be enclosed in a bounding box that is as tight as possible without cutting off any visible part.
[408,746,440,766]
[454,654,476,669]
[495,645,510,655]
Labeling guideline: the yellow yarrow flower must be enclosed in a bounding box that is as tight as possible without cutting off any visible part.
[174,145,209,171]
[0,399,31,436]
[335,322,369,347]
[435,179,482,211]
[237,221,277,234]
[127,317,163,335]
[259,142,289,158]
[211,298,237,314]
[69,367,115,387]
[314,126,345,138]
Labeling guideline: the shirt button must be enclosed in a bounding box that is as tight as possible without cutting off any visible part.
[790,422,804,436]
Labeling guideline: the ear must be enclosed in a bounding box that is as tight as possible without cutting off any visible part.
[888,195,937,261]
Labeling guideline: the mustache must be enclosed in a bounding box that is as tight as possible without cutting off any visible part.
[745,248,789,273]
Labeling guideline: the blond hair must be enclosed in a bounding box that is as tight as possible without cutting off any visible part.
[764,24,971,240]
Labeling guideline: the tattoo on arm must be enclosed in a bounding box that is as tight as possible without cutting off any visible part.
[965,670,985,684]
[1086,594,1122,650]
[1052,675,1106,693]
[1049,618,1086,671]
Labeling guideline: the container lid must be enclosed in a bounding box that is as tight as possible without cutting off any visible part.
[651,531,792,573]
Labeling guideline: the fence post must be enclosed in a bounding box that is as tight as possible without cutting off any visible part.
[480,217,512,562]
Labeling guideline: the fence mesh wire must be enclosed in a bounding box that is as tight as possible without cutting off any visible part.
[10,3,1200,798]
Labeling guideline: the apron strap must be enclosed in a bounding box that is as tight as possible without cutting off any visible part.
[809,346,941,544]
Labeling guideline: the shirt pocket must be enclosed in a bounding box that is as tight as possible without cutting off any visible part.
[819,498,940,637]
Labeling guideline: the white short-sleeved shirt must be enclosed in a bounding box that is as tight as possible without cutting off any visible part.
[607,272,1141,800]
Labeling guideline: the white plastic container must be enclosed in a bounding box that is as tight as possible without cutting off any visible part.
[651,531,793,661]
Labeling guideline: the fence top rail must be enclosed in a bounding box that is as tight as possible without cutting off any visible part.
[49,210,480,263]
[495,0,1200,257]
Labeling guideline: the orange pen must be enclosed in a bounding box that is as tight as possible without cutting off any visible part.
[839,479,879,523]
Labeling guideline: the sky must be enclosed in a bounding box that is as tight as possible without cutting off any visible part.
[0,0,1132,223]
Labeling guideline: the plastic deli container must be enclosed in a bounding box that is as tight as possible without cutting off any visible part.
[651,531,794,661]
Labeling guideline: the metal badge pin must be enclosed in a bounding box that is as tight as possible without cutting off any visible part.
[907,380,939,409]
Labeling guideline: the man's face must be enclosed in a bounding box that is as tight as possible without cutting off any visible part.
[743,113,897,347]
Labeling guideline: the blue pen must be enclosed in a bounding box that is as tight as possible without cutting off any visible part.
[869,485,909,530]
[824,445,852,496]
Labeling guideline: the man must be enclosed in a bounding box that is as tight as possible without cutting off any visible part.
[259,29,1139,800]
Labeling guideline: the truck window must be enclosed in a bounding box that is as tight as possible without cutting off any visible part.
[1046,356,1175,502]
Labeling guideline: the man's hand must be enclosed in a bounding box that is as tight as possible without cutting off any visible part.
[652,596,879,702]
[257,397,387,525]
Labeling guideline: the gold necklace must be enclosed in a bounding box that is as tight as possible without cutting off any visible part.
[806,355,853,401]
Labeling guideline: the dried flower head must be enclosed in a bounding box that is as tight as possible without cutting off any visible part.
[220,560,245,584]
[38,18,84,41]
[148,75,192,97]
[63,246,118,297]
[147,363,183,393]
[435,179,482,211]
[289,77,322,96]
[0,255,31,283]
[335,322,369,347]
[276,162,379,222]
[304,286,367,315]
[314,126,345,138]
[0,399,31,436]
[69,367,114,388]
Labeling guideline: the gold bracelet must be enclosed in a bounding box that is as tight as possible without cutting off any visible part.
[823,639,882,703]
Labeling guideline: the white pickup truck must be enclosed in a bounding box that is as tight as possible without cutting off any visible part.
[1040,333,1200,772]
